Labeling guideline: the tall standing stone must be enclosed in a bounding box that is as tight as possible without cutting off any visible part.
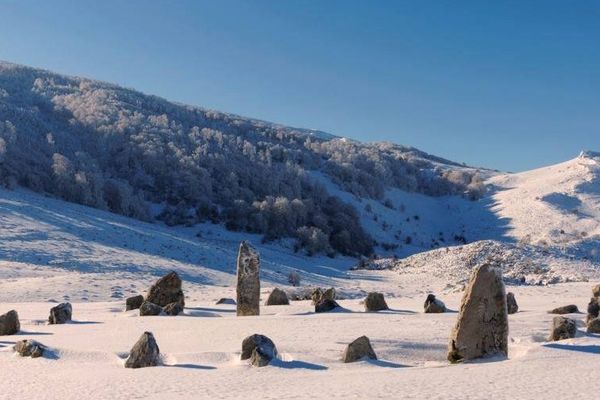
[236,241,260,316]
[448,264,508,363]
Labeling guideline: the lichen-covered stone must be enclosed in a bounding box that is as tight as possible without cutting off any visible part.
[146,271,185,308]
[241,334,277,367]
[216,298,236,305]
[126,295,144,311]
[139,301,163,316]
[0,310,19,335]
[265,288,289,306]
[315,298,340,313]
[236,241,260,316]
[549,316,577,341]
[506,292,519,314]
[587,317,600,334]
[14,339,45,358]
[548,305,579,314]
[124,332,160,368]
[448,264,508,363]
[342,336,377,363]
[364,292,388,312]
[48,303,72,324]
[311,287,336,305]
[587,297,599,324]
[163,302,183,316]
[424,294,446,313]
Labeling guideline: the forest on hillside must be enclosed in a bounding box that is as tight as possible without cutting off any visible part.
[0,62,485,256]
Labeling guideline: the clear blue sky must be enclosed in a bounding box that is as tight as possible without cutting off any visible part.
[0,0,598,171]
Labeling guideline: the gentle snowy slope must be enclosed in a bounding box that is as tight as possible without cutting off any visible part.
[0,186,390,303]
[488,151,600,258]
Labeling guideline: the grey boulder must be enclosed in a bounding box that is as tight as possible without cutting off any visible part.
[163,302,183,316]
[241,334,277,367]
[0,310,19,335]
[146,271,185,308]
[506,292,519,314]
[548,305,579,314]
[126,295,144,311]
[549,316,577,341]
[216,298,236,305]
[342,336,377,363]
[265,288,289,306]
[125,332,161,368]
[14,339,46,358]
[424,294,446,313]
[139,301,163,316]
[364,292,389,312]
[587,317,600,334]
[587,297,599,323]
[48,303,72,324]
[315,299,340,313]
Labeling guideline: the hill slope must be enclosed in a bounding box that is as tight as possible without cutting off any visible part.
[0,60,489,257]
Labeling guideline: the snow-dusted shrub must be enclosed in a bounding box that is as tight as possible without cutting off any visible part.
[287,271,301,287]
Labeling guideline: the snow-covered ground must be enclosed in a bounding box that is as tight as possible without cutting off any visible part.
[1,283,598,399]
[1,152,600,399]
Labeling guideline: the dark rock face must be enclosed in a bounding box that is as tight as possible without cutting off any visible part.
[0,310,19,335]
[424,294,446,313]
[126,295,144,311]
[216,298,236,305]
[587,317,600,334]
[125,332,161,368]
[548,305,579,314]
[364,292,388,312]
[506,292,519,314]
[342,336,377,363]
[549,316,577,341]
[592,284,600,297]
[241,334,277,367]
[315,299,340,313]
[146,271,185,308]
[236,241,260,316]
[448,264,508,363]
[265,288,289,306]
[163,302,183,316]
[14,339,45,358]
[139,301,163,316]
[48,303,72,324]
[587,297,600,324]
